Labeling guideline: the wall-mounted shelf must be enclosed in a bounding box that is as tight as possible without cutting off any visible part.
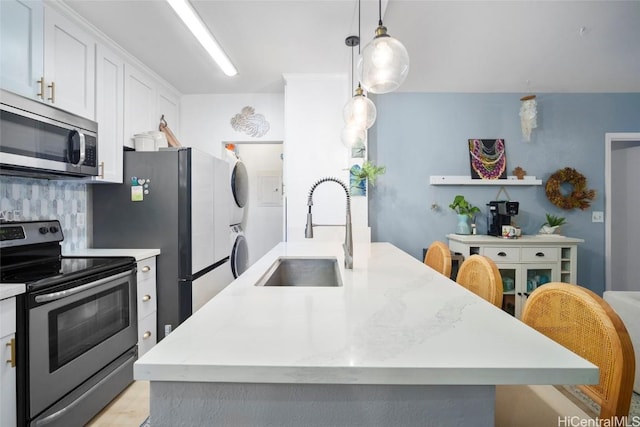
[429,176,542,186]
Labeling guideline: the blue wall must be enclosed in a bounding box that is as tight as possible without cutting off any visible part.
[368,93,640,295]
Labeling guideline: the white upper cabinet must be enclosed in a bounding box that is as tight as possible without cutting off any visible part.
[43,5,96,119]
[124,64,157,148]
[94,44,124,183]
[157,85,180,139]
[0,0,44,99]
[124,65,181,148]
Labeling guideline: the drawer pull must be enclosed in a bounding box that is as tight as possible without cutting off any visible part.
[6,338,15,368]
[142,294,151,302]
[142,265,151,273]
[143,331,152,339]
[535,252,545,257]
[497,252,507,257]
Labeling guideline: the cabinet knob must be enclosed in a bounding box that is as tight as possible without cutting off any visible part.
[6,338,15,368]
[142,265,151,273]
[142,294,151,302]
[497,252,507,257]
[535,252,545,257]
[143,331,152,339]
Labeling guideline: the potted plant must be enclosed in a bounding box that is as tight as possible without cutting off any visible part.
[449,195,481,235]
[349,161,386,196]
[539,213,567,235]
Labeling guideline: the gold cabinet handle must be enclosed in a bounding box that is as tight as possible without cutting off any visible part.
[6,338,15,368]
[37,78,45,100]
[99,161,105,179]
[142,294,151,302]
[142,266,151,273]
[47,81,56,102]
[143,331,152,339]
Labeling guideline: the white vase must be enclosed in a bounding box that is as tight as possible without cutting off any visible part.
[539,225,559,235]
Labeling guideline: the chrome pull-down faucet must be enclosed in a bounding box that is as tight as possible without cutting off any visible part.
[305,177,353,269]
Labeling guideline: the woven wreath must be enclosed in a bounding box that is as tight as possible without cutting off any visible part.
[545,168,596,210]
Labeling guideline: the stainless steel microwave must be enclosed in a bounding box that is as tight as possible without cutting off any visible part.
[0,89,98,179]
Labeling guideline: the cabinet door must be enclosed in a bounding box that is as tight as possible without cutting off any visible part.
[0,298,16,427]
[137,313,157,358]
[43,5,95,118]
[94,44,124,183]
[156,85,180,140]
[124,64,156,148]
[496,263,520,318]
[0,0,44,98]
[1,333,16,427]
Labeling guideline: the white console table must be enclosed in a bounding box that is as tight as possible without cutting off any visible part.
[447,234,583,318]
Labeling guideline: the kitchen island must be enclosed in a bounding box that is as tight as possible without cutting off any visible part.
[134,242,598,427]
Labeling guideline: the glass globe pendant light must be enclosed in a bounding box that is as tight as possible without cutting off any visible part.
[343,34,376,131]
[358,0,410,94]
[341,124,367,148]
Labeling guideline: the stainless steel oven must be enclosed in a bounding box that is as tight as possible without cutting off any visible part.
[1,220,137,427]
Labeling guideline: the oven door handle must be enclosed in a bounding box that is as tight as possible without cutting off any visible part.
[34,270,133,303]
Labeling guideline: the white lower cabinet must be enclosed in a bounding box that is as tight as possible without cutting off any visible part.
[447,234,583,319]
[1,297,17,427]
[136,256,157,357]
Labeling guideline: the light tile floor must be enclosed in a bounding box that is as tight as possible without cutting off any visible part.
[85,381,149,427]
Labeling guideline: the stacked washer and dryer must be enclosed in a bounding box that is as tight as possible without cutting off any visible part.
[225,146,250,279]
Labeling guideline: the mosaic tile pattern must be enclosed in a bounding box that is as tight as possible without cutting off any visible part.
[0,176,88,252]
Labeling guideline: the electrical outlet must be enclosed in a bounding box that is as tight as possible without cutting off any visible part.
[592,211,604,223]
[77,213,86,227]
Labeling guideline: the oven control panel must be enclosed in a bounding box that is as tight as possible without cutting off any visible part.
[0,220,64,248]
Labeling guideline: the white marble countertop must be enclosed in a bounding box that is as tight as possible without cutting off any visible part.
[0,283,26,299]
[447,234,584,244]
[134,241,597,386]
[64,248,161,261]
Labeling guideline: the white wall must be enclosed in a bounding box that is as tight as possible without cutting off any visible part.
[235,143,284,266]
[283,74,369,243]
[179,93,284,158]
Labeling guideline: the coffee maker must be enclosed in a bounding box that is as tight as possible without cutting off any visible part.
[487,201,519,236]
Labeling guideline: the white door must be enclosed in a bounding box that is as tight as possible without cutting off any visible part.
[190,148,216,274]
[605,133,640,291]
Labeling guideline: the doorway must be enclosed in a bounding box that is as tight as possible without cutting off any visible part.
[224,141,284,268]
[605,133,640,291]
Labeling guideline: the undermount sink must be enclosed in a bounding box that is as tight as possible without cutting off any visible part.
[255,257,343,287]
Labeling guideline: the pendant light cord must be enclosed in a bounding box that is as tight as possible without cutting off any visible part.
[358,0,361,55]
[350,44,354,94]
[378,0,383,26]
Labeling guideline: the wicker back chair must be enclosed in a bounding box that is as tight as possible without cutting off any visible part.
[423,241,452,278]
[455,255,503,308]
[522,282,635,420]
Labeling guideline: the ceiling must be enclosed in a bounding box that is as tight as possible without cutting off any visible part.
[63,0,640,95]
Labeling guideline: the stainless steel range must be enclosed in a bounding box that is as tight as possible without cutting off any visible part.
[0,220,138,427]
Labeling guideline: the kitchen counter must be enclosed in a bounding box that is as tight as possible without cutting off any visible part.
[64,248,160,261]
[0,283,25,299]
[135,241,598,427]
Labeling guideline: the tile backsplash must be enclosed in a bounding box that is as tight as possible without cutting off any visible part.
[0,176,88,252]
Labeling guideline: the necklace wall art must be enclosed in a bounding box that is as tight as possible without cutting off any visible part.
[468,139,507,180]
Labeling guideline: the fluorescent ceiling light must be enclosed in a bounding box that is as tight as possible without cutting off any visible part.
[166,0,237,77]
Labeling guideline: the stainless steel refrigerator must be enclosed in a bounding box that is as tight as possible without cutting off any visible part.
[92,148,231,340]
